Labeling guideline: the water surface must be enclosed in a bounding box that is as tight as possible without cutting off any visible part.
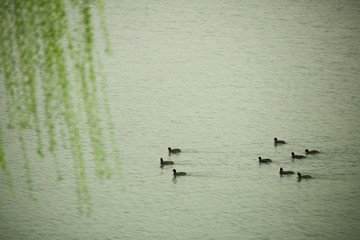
[1,0,360,239]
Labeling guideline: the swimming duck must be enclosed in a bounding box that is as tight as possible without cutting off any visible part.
[160,158,174,165]
[297,172,312,179]
[279,168,294,175]
[168,147,181,154]
[173,169,186,176]
[291,152,306,159]
[305,149,319,154]
[274,138,286,144]
[259,157,272,163]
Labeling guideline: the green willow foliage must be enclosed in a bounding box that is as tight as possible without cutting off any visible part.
[0,0,120,215]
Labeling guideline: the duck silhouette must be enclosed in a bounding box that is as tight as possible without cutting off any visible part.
[168,147,181,154]
[173,169,186,176]
[297,172,312,179]
[305,149,319,154]
[291,152,306,159]
[259,157,272,163]
[160,158,174,165]
[274,138,286,144]
[279,168,294,175]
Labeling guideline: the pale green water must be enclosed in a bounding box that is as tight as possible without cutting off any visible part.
[1,0,360,239]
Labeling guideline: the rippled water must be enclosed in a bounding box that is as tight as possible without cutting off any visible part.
[1,0,360,239]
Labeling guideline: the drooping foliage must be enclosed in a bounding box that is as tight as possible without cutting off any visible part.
[0,0,120,215]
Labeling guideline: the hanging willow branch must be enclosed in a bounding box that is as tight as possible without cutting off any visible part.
[0,0,120,215]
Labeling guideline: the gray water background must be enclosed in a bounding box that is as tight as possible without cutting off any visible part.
[1,0,360,239]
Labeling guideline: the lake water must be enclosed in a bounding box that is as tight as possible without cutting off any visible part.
[1,0,360,239]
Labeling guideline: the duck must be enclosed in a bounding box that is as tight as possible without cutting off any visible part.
[258,157,272,163]
[305,149,319,154]
[160,158,174,165]
[168,147,181,154]
[279,168,294,175]
[274,138,286,144]
[291,152,306,159]
[297,172,312,179]
[173,169,186,176]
